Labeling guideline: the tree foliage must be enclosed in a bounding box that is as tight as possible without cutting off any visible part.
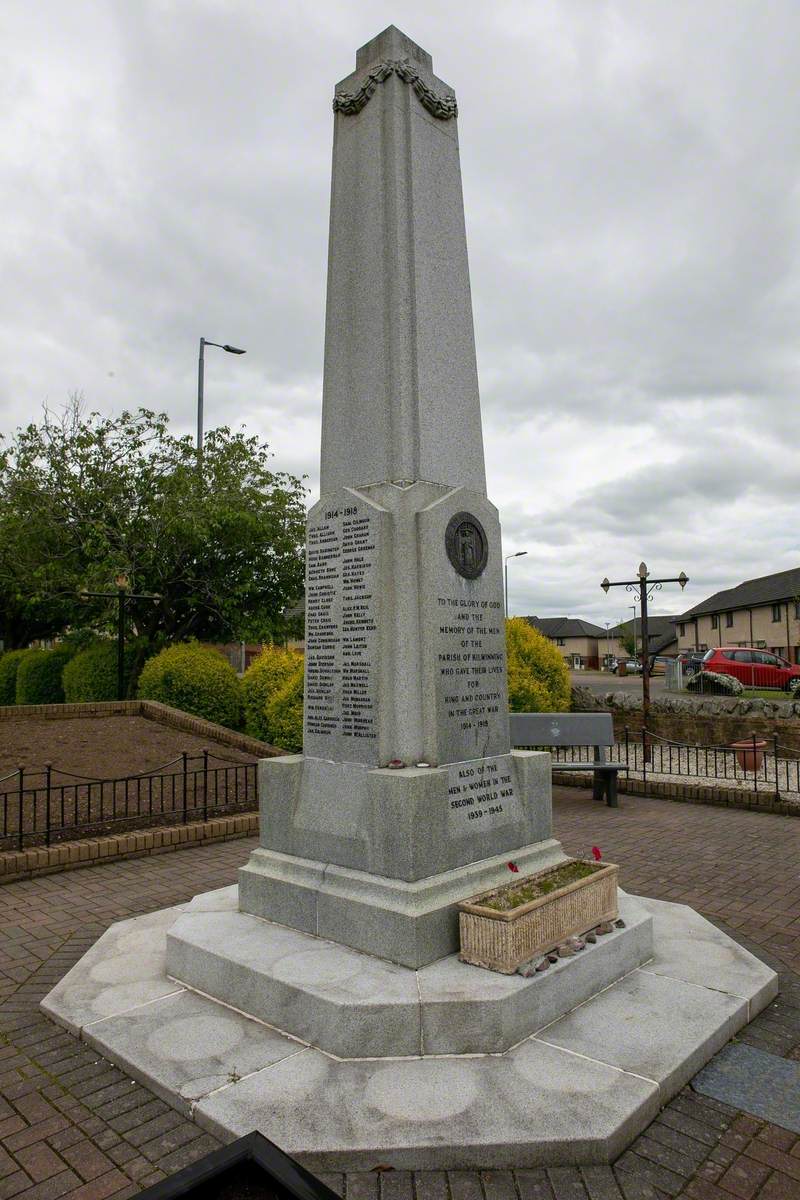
[505,618,571,713]
[0,399,307,672]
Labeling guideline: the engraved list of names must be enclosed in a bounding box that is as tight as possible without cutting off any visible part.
[304,498,381,762]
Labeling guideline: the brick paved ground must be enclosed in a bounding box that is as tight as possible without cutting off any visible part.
[1,787,799,1200]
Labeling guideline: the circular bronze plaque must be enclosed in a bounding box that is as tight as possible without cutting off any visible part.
[445,512,488,579]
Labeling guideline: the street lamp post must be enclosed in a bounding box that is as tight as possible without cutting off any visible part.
[79,576,161,699]
[602,564,688,751]
[504,551,528,618]
[604,621,611,670]
[197,338,246,452]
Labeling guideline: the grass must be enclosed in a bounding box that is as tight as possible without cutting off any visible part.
[480,859,599,912]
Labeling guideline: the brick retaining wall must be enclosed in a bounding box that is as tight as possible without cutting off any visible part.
[553,769,799,816]
[0,810,259,884]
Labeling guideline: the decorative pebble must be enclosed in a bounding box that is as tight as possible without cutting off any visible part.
[595,922,614,935]
[570,938,585,951]
[585,932,597,943]
[547,953,559,963]
[558,943,576,957]
[615,919,626,929]
[534,958,549,972]
[415,762,431,768]
[387,759,405,769]
[517,961,537,978]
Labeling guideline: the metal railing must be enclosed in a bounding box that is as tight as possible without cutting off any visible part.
[549,727,799,804]
[0,751,257,851]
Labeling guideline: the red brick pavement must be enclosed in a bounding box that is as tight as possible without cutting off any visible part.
[0,787,798,1200]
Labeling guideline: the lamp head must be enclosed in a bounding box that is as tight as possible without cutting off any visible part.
[515,551,527,558]
[678,571,688,590]
[222,345,246,355]
[601,577,610,594]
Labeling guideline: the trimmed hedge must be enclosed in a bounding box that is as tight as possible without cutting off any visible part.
[264,662,304,753]
[506,618,571,713]
[63,641,141,703]
[241,645,304,742]
[15,647,74,705]
[137,642,242,729]
[0,650,31,705]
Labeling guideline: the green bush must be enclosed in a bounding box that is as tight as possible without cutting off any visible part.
[241,645,304,741]
[137,642,242,728]
[15,646,75,705]
[264,662,304,752]
[62,640,142,703]
[506,618,571,713]
[0,650,31,705]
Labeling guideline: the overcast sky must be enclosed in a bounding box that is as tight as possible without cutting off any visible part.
[3,0,799,627]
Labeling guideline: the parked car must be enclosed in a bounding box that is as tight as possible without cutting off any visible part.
[678,650,705,676]
[649,655,673,675]
[613,659,642,675]
[700,647,800,693]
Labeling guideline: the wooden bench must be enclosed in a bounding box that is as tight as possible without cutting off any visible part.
[509,712,626,807]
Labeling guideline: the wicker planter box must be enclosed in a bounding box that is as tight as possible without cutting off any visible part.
[458,859,619,974]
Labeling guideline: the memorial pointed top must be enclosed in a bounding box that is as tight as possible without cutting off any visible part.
[322,27,486,496]
[355,26,433,71]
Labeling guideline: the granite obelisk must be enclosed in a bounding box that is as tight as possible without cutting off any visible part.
[238,26,561,967]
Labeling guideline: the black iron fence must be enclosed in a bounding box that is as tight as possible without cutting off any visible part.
[0,751,258,852]
[550,727,800,804]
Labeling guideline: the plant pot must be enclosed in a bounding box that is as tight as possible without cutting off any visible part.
[730,739,767,772]
[458,859,619,974]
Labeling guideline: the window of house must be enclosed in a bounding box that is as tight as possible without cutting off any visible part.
[794,602,800,620]
[555,638,565,646]
[726,612,733,627]
[679,623,685,637]
[711,615,718,629]
[772,604,782,622]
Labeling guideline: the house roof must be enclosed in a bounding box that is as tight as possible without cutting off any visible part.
[607,615,679,655]
[524,616,607,640]
[679,568,800,619]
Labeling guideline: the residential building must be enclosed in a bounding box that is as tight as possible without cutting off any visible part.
[606,616,679,666]
[676,568,800,664]
[524,617,607,670]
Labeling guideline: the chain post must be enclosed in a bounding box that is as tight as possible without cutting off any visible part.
[45,763,52,847]
[17,766,24,851]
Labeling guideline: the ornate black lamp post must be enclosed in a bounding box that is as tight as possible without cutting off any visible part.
[79,575,161,699]
[601,564,688,744]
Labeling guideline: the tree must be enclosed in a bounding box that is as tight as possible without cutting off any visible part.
[619,620,637,657]
[0,399,307,678]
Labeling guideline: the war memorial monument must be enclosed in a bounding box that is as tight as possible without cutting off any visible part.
[43,27,777,1169]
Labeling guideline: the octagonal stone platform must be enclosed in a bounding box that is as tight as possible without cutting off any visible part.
[41,888,778,1170]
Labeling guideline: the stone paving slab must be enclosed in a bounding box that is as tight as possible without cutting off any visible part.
[193,1039,661,1171]
[537,968,746,1097]
[39,905,187,1034]
[692,1042,800,1134]
[83,987,306,1114]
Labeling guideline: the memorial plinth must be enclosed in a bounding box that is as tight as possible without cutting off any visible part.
[41,26,778,1172]
[236,26,559,968]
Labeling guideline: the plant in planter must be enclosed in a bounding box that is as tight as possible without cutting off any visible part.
[458,857,619,974]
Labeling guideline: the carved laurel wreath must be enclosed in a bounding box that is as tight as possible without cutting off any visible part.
[333,58,457,120]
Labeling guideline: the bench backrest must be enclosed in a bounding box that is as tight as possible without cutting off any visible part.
[509,711,615,748]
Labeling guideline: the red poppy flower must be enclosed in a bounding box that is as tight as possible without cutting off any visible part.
[507,861,519,873]
[591,846,602,861]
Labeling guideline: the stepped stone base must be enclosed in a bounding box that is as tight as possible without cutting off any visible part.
[40,889,777,1170]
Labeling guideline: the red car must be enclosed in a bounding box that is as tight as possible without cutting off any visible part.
[701,647,800,693]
